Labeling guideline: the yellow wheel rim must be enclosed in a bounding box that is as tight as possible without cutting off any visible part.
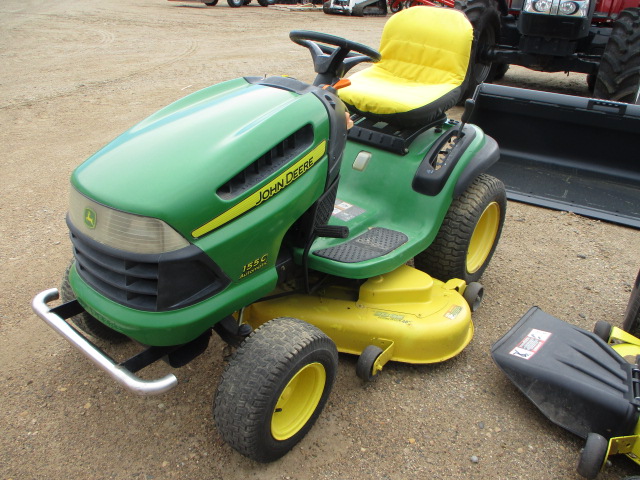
[271,362,326,441]
[467,202,500,274]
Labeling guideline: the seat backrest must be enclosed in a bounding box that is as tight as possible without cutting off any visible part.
[378,6,473,88]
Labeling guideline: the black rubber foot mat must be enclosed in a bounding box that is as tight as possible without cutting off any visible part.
[313,227,408,263]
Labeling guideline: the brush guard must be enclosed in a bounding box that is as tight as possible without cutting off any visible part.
[33,289,181,396]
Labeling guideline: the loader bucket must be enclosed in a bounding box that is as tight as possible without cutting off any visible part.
[469,83,640,229]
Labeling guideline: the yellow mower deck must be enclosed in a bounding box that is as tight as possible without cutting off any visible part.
[242,264,474,373]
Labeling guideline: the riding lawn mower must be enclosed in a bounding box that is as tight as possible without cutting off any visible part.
[32,7,507,462]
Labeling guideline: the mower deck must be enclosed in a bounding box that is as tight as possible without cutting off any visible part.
[243,264,474,366]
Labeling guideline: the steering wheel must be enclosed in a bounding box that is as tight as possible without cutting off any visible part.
[289,30,381,86]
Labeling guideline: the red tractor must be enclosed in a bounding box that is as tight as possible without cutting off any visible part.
[456,0,640,102]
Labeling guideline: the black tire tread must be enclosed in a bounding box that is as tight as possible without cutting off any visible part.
[213,318,338,463]
[455,0,503,99]
[594,8,640,103]
[414,173,506,283]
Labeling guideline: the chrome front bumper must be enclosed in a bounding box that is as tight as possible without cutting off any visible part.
[32,289,178,396]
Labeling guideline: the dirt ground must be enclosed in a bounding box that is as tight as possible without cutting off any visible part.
[1,1,638,479]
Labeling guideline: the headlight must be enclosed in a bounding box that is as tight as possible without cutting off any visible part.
[68,188,189,254]
[523,0,589,16]
[558,0,578,14]
[533,0,552,13]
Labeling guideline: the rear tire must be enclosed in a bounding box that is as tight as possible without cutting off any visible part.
[414,174,506,283]
[258,0,275,5]
[227,0,244,7]
[213,318,338,462]
[576,433,608,479]
[455,0,503,100]
[60,263,128,344]
[204,0,218,5]
[593,7,640,103]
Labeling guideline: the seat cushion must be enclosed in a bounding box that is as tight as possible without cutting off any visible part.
[339,6,473,127]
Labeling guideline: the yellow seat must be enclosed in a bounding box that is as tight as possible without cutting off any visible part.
[339,6,473,128]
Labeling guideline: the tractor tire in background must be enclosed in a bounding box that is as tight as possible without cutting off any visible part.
[593,8,640,104]
[204,0,218,5]
[227,0,244,6]
[60,262,128,344]
[455,0,505,100]
[213,317,338,463]
[414,173,506,284]
[258,0,276,5]
[389,0,404,13]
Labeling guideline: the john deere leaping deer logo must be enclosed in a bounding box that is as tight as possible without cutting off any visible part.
[84,207,97,229]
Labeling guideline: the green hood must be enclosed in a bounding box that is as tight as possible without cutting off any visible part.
[71,77,330,238]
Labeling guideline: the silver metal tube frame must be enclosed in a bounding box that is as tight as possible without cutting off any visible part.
[32,288,178,396]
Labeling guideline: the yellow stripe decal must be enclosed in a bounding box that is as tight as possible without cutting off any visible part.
[192,140,327,238]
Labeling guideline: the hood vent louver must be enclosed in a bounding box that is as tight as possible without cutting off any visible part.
[217,124,314,200]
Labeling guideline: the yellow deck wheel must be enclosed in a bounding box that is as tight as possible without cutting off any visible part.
[272,362,326,440]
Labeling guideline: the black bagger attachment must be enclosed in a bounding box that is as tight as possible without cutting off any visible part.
[491,307,640,440]
[469,83,640,229]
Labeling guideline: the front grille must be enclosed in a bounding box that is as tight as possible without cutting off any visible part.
[69,218,229,311]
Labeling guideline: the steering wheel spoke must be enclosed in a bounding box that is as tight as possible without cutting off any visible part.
[289,30,381,86]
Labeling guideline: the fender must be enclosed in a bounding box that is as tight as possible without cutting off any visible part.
[453,134,500,196]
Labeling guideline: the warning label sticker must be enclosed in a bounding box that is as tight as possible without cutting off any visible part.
[332,199,365,222]
[444,305,463,320]
[509,329,552,360]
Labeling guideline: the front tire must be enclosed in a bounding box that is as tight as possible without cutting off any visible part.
[227,0,244,7]
[414,174,506,283]
[60,263,128,344]
[213,318,338,462]
[593,8,640,103]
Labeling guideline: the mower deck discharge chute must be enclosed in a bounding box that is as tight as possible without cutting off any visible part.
[470,83,640,229]
[32,7,506,462]
[492,269,640,478]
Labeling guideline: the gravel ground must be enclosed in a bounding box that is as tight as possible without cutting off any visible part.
[1,1,638,479]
